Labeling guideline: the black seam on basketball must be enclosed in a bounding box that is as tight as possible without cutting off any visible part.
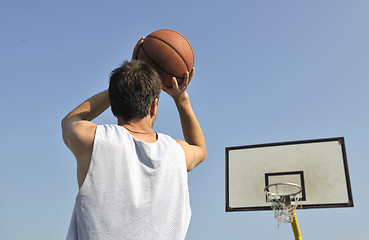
[134,45,141,60]
[166,30,194,63]
[146,35,190,72]
[141,45,184,79]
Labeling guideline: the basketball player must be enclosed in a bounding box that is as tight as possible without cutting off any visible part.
[61,39,207,239]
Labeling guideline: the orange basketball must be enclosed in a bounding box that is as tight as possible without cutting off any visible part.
[134,29,194,87]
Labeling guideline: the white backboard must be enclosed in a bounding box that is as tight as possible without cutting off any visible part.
[226,137,353,211]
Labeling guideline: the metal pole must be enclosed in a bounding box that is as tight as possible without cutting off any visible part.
[290,212,302,240]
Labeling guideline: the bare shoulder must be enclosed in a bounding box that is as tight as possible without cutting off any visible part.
[175,139,190,152]
[175,139,206,172]
[62,117,97,158]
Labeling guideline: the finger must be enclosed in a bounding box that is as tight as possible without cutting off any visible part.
[182,71,189,87]
[171,76,179,90]
[132,37,144,58]
[187,67,194,84]
[132,37,145,60]
[178,71,189,90]
[189,67,195,80]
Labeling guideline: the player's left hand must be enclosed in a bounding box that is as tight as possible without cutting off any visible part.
[162,67,194,101]
[132,37,145,60]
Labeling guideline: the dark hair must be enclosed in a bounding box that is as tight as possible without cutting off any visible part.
[109,60,161,122]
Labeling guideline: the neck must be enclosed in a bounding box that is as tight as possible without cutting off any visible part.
[123,125,152,134]
[118,117,153,134]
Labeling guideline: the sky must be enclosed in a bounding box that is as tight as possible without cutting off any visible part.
[1,0,369,239]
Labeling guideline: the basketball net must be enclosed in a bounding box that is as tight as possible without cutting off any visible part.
[264,183,302,228]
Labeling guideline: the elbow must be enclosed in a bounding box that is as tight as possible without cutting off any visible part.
[61,117,68,145]
[201,148,207,163]
[61,113,71,129]
[202,143,207,160]
[61,117,66,129]
[197,145,207,166]
[188,148,207,172]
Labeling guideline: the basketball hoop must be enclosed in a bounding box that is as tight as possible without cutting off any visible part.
[264,183,302,228]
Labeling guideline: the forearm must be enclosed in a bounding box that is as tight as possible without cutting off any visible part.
[175,93,206,152]
[63,90,110,122]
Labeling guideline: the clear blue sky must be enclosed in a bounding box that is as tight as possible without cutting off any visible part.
[1,0,369,239]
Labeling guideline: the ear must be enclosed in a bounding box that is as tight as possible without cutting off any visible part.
[149,98,159,118]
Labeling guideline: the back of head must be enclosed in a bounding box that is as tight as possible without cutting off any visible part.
[109,60,161,122]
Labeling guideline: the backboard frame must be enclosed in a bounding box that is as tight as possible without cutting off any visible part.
[225,137,354,212]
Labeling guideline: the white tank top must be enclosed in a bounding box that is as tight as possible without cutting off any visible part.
[66,124,191,240]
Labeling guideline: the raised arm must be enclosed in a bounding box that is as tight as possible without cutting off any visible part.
[61,90,110,157]
[61,90,110,187]
[162,69,207,171]
[62,38,144,155]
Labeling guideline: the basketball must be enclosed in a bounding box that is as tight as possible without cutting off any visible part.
[134,29,194,87]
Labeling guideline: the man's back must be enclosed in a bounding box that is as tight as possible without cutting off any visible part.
[62,59,206,239]
[67,125,191,240]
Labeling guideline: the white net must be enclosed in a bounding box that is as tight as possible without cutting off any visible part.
[265,183,302,228]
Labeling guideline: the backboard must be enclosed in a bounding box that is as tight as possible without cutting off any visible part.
[226,137,353,212]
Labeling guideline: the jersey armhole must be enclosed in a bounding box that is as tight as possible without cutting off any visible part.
[77,125,99,193]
